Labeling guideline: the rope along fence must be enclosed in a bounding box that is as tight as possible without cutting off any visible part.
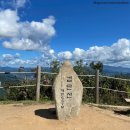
[0,66,130,105]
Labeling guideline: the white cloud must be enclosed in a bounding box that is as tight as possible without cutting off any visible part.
[2,53,20,62]
[86,46,111,61]
[15,0,27,8]
[0,0,28,9]
[71,38,130,64]
[0,9,19,37]
[56,38,130,67]
[0,9,56,51]
[2,54,14,61]
[111,39,130,61]
[15,53,20,58]
[1,38,130,67]
[58,51,72,60]
[3,38,40,50]
[9,59,36,65]
[49,49,55,54]
[73,48,86,59]
[1,53,38,67]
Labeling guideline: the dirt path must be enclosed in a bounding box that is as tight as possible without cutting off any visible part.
[0,104,130,130]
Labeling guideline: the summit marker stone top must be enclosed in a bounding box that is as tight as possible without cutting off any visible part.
[53,60,83,120]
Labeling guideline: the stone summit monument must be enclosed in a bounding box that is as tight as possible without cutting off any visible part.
[53,60,83,120]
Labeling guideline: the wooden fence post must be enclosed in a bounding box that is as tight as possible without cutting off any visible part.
[36,65,41,101]
[95,69,99,104]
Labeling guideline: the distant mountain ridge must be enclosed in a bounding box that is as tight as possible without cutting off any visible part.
[0,67,31,72]
[103,65,130,75]
[0,66,130,75]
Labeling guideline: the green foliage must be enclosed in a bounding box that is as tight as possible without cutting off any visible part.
[0,88,6,100]
[90,61,103,72]
[73,60,87,75]
[0,72,36,101]
[5,85,36,101]
[18,66,25,72]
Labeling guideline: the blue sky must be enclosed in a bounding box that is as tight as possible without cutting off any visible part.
[0,0,130,67]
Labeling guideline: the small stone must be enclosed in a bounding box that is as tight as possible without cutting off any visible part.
[53,60,83,120]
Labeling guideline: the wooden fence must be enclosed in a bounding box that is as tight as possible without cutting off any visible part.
[0,66,130,103]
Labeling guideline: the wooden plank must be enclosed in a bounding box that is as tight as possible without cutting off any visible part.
[100,75,130,82]
[0,72,35,74]
[9,85,35,88]
[40,84,52,86]
[78,74,95,77]
[95,69,99,104]
[100,88,130,94]
[36,66,41,101]
[41,72,57,75]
